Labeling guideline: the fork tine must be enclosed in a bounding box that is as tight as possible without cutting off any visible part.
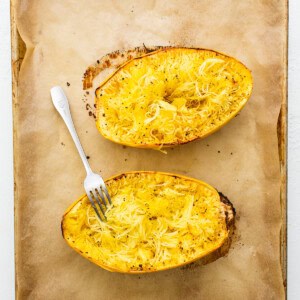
[101,185,112,205]
[91,190,106,219]
[87,193,103,221]
[96,188,108,207]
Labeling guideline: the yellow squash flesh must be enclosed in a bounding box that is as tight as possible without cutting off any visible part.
[62,172,234,273]
[95,47,253,148]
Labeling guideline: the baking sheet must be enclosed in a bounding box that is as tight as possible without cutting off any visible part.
[13,0,287,299]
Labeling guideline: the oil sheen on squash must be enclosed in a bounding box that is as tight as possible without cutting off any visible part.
[62,172,229,273]
[95,48,253,148]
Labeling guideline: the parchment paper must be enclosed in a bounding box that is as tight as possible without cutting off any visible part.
[14,1,287,299]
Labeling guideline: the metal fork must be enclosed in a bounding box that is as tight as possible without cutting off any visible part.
[50,86,112,221]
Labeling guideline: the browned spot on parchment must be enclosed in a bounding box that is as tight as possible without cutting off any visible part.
[82,45,165,90]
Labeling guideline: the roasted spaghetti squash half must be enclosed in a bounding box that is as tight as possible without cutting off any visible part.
[95,47,253,148]
[62,172,235,273]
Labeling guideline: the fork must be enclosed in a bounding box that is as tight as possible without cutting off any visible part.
[50,86,112,221]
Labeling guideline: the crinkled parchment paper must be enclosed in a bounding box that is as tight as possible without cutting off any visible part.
[14,0,287,299]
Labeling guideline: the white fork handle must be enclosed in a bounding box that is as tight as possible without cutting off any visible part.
[50,86,92,175]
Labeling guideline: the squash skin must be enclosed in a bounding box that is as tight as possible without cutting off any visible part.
[95,47,253,149]
[61,171,235,273]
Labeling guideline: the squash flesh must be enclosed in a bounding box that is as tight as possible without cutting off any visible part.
[62,172,229,273]
[96,48,252,147]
